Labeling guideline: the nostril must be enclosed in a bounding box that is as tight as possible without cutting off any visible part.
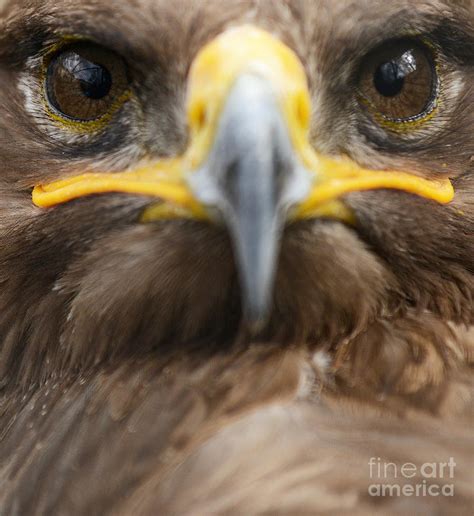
[189,101,208,132]
[295,93,310,129]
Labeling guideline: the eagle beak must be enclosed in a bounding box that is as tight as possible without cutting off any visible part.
[188,73,312,323]
[33,26,454,326]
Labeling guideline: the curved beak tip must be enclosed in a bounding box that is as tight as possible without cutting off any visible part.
[244,310,271,334]
[239,256,277,331]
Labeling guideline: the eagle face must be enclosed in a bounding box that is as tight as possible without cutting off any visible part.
[0,0,472,381]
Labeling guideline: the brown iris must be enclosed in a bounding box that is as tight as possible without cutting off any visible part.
[45,43,129,122]
[359,40,437,122]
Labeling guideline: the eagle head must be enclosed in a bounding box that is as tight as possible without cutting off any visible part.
[0,0,472,382]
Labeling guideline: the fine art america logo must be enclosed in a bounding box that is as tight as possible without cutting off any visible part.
[368,457,456,497]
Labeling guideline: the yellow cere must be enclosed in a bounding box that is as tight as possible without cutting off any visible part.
[185,26,311,170]
[32,26,455,221]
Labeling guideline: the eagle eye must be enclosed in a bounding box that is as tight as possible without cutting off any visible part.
[359,40,438,124]
[44,42,130,123]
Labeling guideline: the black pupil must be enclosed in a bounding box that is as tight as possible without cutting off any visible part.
[62,52,112,100]
[373,49,417,97]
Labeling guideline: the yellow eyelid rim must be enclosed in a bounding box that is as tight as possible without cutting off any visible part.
[359,36,442,133]
[40,35,133,133]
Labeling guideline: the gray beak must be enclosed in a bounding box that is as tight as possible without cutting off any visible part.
[188,74,311,328]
